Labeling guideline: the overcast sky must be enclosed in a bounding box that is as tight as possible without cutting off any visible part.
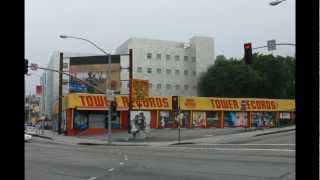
[25,0,295,94]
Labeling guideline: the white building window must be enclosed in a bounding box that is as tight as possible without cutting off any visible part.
[184,56,189,62]
[175,85,180,90]
[147,68,152,73]
[137,67,142,73]
[193,86,197,90]
[175,55,180,61]
[175,69,180,75]
[166,69,172,74]
[156,53,161,60]
[192,57,196,62]
[166,84,172,90]
[184,85,189,90]
[192,71,196,76]
[147,53,152,59]
[149,83,153,89]
[157,84,162,89]
[166,54,171,60]
[157,68,162,74]
[184,70,189,75]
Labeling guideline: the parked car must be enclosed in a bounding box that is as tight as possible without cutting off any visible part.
[25,126,39,135]
[25,134,32,142]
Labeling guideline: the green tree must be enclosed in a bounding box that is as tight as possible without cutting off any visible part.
[198,54,295,99]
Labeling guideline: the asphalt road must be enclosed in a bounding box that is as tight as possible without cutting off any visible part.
[25,131,295,180]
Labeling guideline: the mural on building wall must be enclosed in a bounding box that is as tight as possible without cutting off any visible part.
[69,56,120,93]
[224,112,237,126]
[192,112,206,127]
[159,111,174,128]
[130,111,151,134]
[236,112,248,127]
[252,112,275,127]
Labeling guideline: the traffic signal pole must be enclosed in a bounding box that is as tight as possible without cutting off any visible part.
[58,52,63,134]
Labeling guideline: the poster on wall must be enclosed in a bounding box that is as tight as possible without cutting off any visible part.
[192,112,207,128]
[263,112,274,127]
[159,111,174,128]
[180,111,190,128]
[252,112,263,127]
[130,111,151,134]
[224,112,237,127]
[236,112,248,127]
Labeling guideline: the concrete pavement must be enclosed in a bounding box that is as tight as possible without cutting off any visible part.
[34,126,295,147]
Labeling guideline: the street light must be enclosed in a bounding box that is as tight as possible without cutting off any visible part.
[59,34,113,144]
[269,0,286,6]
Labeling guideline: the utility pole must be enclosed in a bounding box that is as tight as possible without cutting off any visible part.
[58,52,63,134]
[107,54,112,144]
[128,49,133,137]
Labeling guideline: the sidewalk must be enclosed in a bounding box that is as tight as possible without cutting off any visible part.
[34,125,295,146]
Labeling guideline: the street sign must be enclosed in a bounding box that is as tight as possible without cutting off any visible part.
[106,89,115,101]
[131,79,149,101]
[267,40,276,51]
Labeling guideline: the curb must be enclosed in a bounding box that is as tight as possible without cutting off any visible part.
[254,128,295,137]
[77,142,149,146]
[32,134,53,140]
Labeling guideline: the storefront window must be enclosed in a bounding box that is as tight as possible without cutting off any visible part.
[252,112,263,127]
[159,111,174,128]
[74,111,88,130]
[89,113,105,128]
[279,112,291,127]
[207,112,219,127]
[180,111,190,128]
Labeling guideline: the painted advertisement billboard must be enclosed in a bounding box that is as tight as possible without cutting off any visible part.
[130,111,151,133]
[69,55,120,94]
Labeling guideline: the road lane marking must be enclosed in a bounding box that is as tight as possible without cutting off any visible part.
[120,162,124,165]
[88,177,96,180]
[108,168,114,172]
[158,146,295,152]
[196,144,295,146]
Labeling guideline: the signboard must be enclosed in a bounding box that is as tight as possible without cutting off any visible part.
[179,96,295,112]
[267,40,276,51]
[131,79,149,101]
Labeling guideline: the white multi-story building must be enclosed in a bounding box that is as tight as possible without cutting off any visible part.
[116,36,215,96]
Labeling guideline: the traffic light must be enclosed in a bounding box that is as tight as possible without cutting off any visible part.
[244,43,252,64]
[172,96,179,111]
[25,59,29,74]
[110,101,117,112]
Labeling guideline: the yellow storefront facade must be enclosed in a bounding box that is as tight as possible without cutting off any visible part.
[53,93,295,136]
